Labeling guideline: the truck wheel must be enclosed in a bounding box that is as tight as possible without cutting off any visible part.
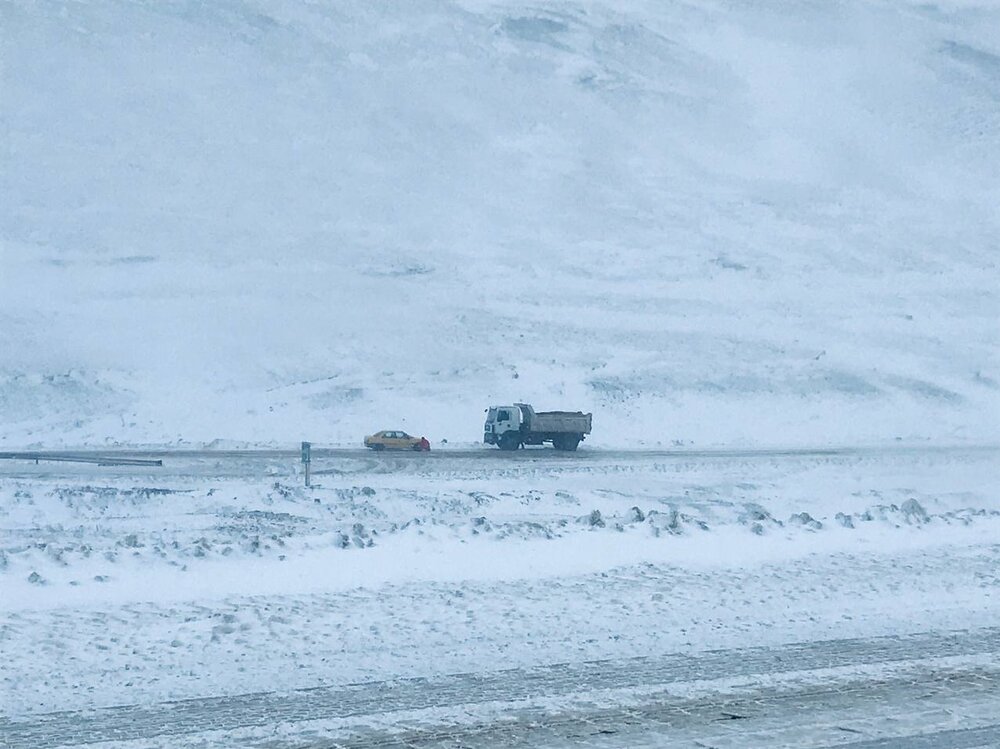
[554,436,580,451]
[499,434,520,451]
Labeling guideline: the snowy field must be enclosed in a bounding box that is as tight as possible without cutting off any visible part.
[2,446,999,746]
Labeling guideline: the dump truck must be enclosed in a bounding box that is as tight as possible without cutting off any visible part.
[484,403,592,451]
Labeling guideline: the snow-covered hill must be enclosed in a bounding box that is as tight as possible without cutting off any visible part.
[1,0,997,447]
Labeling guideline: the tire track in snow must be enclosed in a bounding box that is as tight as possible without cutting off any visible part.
[3,626,999,748]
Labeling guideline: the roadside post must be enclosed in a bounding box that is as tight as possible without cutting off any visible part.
[301,441,311,488]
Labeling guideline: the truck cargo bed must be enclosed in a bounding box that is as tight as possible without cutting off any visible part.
[530,411,592,434]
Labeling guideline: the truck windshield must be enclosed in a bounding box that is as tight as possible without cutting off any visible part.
[497,410,509,422]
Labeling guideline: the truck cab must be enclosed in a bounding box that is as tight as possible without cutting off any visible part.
[483,405,523,449]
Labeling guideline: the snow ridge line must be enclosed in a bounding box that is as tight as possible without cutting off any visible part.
[830,724,1000,749]
[2,626,999,747]
[304,673,1000,749]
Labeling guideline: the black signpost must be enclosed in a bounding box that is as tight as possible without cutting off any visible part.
[301,441,311,487]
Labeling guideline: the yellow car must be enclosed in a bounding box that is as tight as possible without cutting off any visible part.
[364,430,431,451]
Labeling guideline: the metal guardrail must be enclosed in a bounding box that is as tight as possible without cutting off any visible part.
[0,453,163,467]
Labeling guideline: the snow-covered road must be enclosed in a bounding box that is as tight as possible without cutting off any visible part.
[1,441,996,479]
[3,628,999,748]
